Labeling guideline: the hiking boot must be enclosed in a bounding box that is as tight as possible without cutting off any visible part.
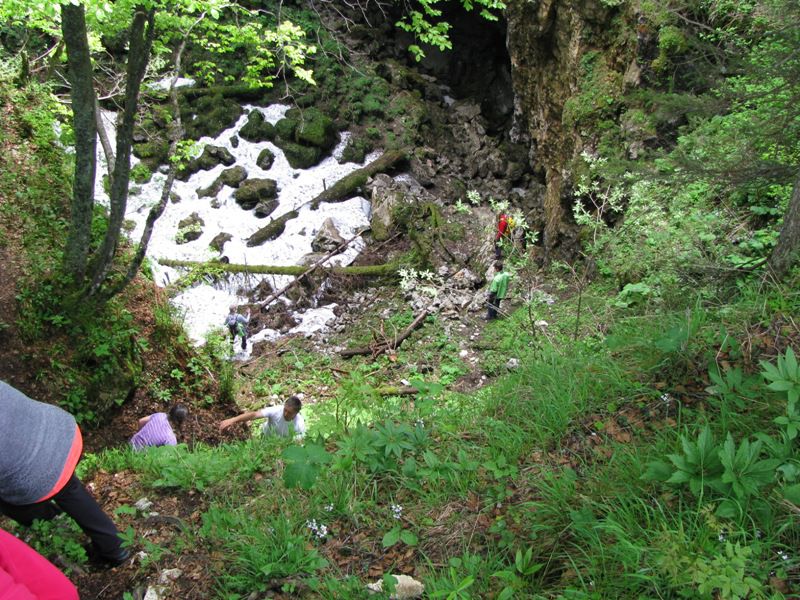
[85,545,131,569]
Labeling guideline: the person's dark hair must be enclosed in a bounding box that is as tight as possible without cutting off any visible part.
[494,260,504,271]
[286,395,302,412]
[168,404,188,426]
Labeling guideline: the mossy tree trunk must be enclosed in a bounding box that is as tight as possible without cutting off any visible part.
[159,259,400,277]
[768,169,800,278]
[61,3,96,283]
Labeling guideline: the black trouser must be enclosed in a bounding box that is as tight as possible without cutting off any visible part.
[486,292,501,320]
[0,475,124,560]
[229,324,247,349]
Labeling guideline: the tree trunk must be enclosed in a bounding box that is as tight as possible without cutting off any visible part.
[768,169,800,279]
[61,3,96,282]
[88,6,156,296]
[158,259,400,277]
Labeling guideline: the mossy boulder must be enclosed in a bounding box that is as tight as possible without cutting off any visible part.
[254,198,280,218]
[197,178,223,199]
[234,178,278,210]
[291,107,337,149]
[181,93,243,140]
[176,212,205,244]
[256,148,275,170]
[273,107,338,169]
[178,144,236,180]
[274,117,297,140]
[130,162,152,184]
[210,232,232,253]
[279,141,321,170]
[132,140,169,171]
[220,165,248,187]
[340,136,374,164]
[247,210,298,246]
[239,110,276,142]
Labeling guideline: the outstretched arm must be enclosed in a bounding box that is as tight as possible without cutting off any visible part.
[138,415,152,428]
[219,410,260,432]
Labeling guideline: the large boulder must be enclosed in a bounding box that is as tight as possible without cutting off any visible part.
[176,212,205,244]
[273,107,338,169]
[219,165,248,187]
[181,93,242,140]
[233,178,278,210]
[311,218,345,253]
[178,144,235,180]
[197,165,248,199]
[239,110,276,142]
[279,140,321,170]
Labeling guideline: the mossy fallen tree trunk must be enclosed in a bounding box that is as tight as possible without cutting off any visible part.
[341,308,429,358]
[247,210,298,247]
[158,258,400,277]
[376,385,419,396]
[310,149,407,209]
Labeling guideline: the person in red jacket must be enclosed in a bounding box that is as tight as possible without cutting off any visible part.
[0,528,79,600]
[495,213,510,259]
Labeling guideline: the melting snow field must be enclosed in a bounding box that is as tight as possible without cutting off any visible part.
[97,104,377,349]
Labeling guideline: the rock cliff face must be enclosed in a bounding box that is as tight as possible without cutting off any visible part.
[505,0,636,255]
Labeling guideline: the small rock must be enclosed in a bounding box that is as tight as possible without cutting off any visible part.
[158,568,183,584]
[459,349,469,358]
[134,498,153,512]
[506,358,519,370]
[143,586,167,600]
[535,320,549,329]
[366,574,425,599]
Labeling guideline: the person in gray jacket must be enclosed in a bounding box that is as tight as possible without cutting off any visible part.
[0,380,129,567]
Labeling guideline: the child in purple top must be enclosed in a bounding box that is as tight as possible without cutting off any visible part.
[131,404,188,451]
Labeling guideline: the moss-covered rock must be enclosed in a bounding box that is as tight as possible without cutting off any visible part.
[130,162,152,184]
[293,107,337,149]
[178,144,236,180]
[239,110,276,142]
[132,140,169,171]
[234,178,278,210]
[176,212,205,244]
[220,165,248,187]
[247,210,298,246]
[196,178,223,199]
[254,198,279,218]
[278,140,321,169]
[340,136,374,164]
[256,148,275,170]
[181,93,243,140]
[210,232,232,253]
[274,116,297,140]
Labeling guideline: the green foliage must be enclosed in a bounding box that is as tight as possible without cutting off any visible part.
[24,517,88,570]
[199,504,328,595]
[396,0,506,61]
[282,442,333,490]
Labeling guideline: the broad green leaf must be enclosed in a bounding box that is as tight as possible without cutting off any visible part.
[382,526,401,548]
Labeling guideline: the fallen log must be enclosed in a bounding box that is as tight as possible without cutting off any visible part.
[340,308,429,358]
[376,385,419,396]
[158,258,400,277]
[310,149,407,208]
[256,228,368,308]
[247,210,298,247]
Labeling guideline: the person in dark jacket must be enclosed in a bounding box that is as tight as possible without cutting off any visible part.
[0,380,129,568]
